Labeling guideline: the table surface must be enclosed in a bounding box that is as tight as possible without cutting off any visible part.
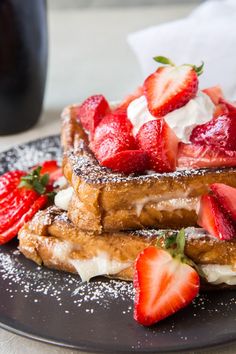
[0,4,236,354]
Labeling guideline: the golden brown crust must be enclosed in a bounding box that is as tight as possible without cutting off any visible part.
[18,207,236,285]
[61,105,236,232]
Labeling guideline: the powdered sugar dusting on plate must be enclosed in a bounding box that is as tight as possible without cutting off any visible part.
[0,247,134,312]
[0,135,61,174]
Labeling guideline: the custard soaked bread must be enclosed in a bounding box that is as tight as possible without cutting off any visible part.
[18,206,236,287]
[61,105,236,233]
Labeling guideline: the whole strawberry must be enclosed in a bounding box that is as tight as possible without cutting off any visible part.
[0,161,62,245]
[144,56,203,117]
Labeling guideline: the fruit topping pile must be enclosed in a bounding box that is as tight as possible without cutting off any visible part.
[198,183,236,240]
[0,160,62,245]
[77,56,236,174]
[133,229,200,326]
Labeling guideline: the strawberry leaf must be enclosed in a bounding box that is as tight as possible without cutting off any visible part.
[18,166,56,201]
[153,56,175,66]
[183,61,204,76]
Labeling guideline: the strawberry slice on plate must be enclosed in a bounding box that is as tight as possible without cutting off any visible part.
[210,183,236,221]
[0,170,26,199]
[144,56,202,117]
[0,164,58,245]
[40,160,63,184]
[137,119,179,173]
[101,150,148,174]
[0,187,38,234]
[197,194,236,240]
[177,143,236,169]
[77,95,111,134]
[134,230,199,326]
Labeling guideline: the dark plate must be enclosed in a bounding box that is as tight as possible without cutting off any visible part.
[0,135,236,353]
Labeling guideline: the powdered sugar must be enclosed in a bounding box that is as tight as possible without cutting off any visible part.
[0,135,61,174]
[0,247,134,311]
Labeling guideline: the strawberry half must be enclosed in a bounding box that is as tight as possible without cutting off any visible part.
[144,56,201,117]
[0,170,26,199]
[190,115,236,151]
[90,111,136,163]
[40,160,63,184]
[0,195,48,245]
[197,194,236,240]
[134,230,199,326]
[0,188,39,234]
[177,143,236,169]
[210,183,236,221]
[137,119,179,173]
[77,95,111,134]
[101,150,148,174]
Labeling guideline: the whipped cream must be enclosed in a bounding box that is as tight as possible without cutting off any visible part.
[54,187,73,211]
[127,92,214,142]
[200,264,236,285]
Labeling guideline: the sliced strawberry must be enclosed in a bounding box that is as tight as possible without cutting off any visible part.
[137,119,179,173]
[210,183,236,221]
[0,195,48,245]
[0,188,39,233]
[134,246,199,326]
[213,103,228,119]
[177,143,236,169]
[202,86,224,105]
[100,150,148,174]
[116,86,143,112]
[220,98,236,116]
[190,114,236,151]
[197,194,236,240]
[77,95,111,134]
[144,65,198,117]
[90,111,136,162]
[0,170,25,199]
[0,163,59,245]
[40,160,58,174]
[40,160,63,184]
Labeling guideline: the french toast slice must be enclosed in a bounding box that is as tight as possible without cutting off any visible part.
[61,105,236,233]
[18,206,236,288]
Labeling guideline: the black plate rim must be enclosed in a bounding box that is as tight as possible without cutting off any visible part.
[0,135,236,353]
[1,317,236,354]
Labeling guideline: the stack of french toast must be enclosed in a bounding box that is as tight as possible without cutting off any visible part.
[18,57,236,291]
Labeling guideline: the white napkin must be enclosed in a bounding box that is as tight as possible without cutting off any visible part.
[127,0,236,100]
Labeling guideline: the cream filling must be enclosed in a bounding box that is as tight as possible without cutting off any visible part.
[70,253,131,282]
[135,195,200,217]
[49,242,131,282]
[200,265,236,285]
[54,187,73,211]
[46,233,235,285]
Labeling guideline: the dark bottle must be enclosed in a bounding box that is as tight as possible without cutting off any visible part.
[0,0,48,135]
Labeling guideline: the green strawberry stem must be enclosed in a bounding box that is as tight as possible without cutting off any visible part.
[153,55,204,76]
[18,166,56,201]
[157,229,203,275]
